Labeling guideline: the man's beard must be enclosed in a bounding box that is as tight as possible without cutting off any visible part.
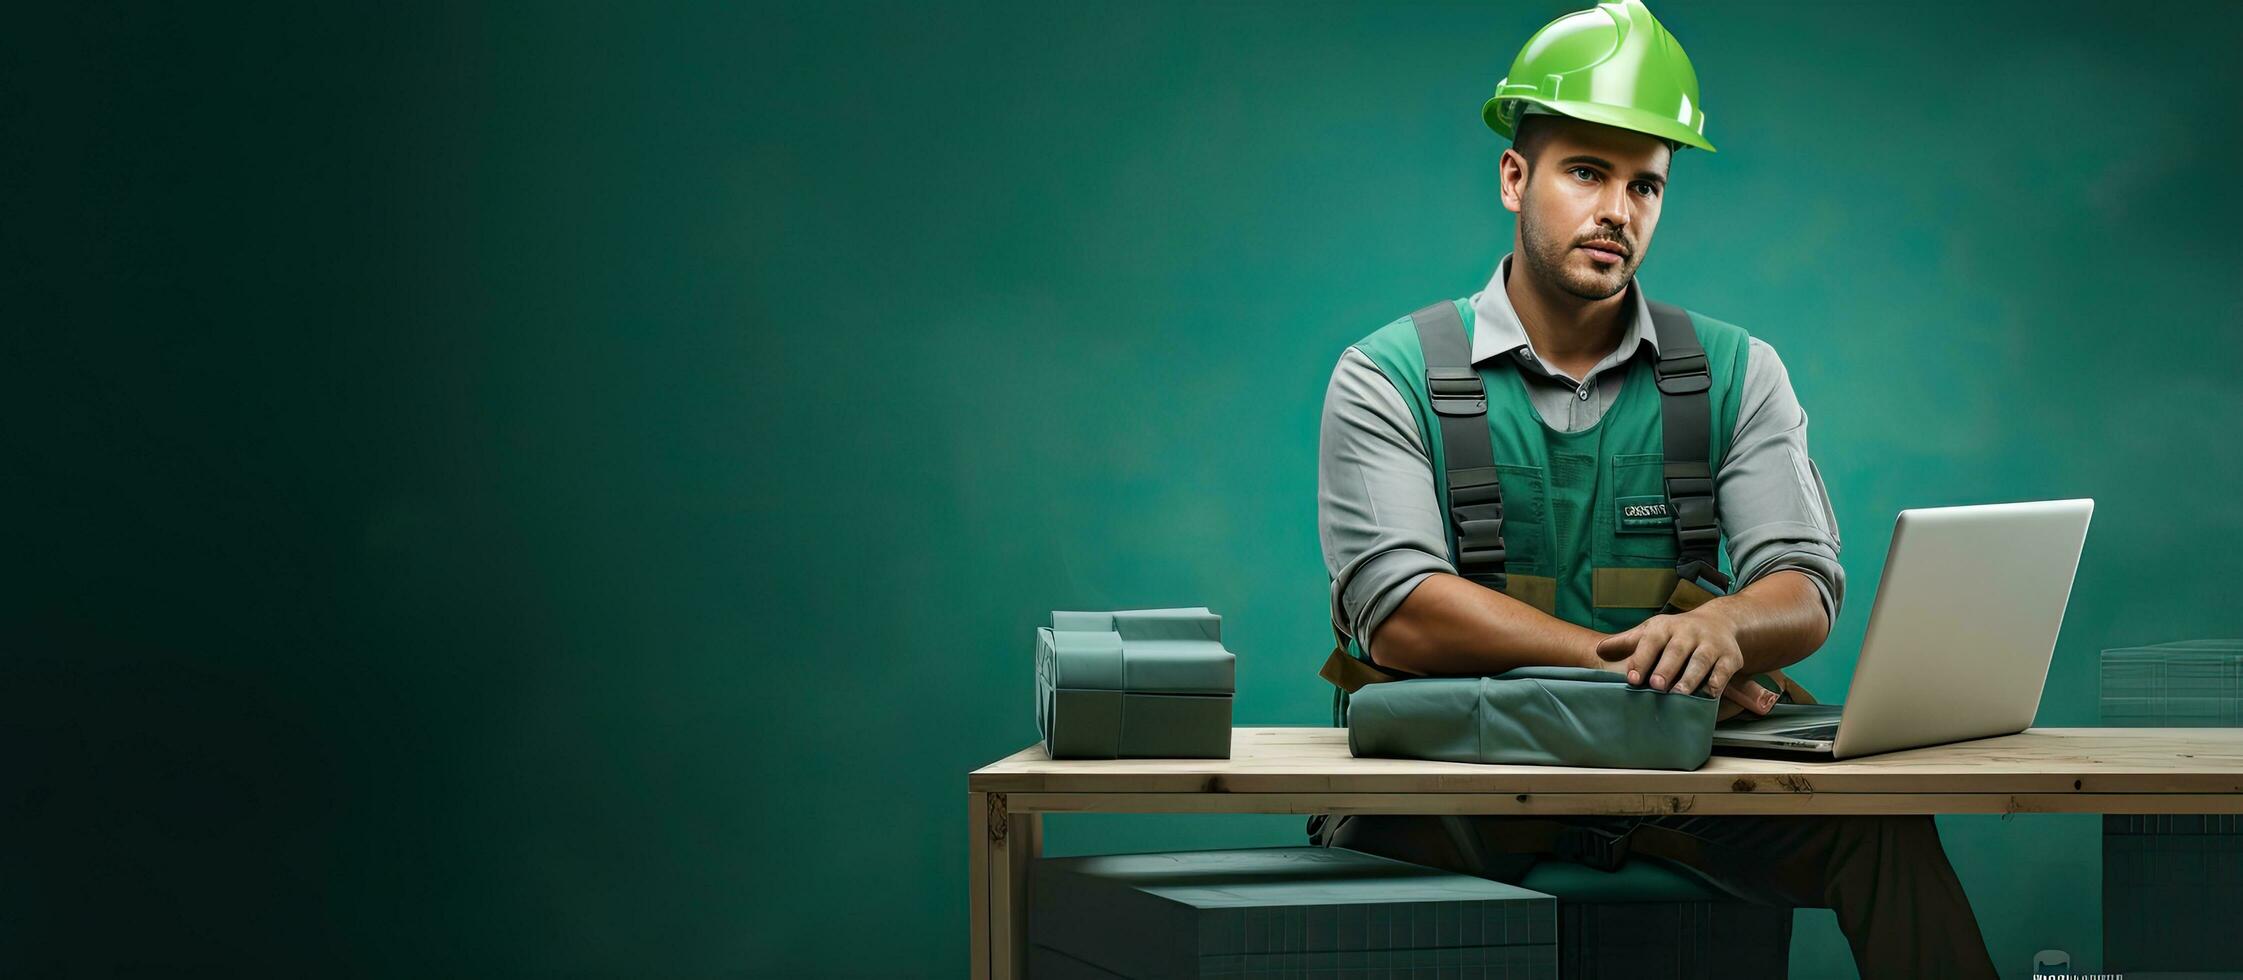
[1518,194,1635,301]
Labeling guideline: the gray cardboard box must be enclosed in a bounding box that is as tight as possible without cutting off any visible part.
[1517,860,1793,978]
[1029,847,1557,979]
[2102,639,2243,727]
[1556,899,1793,979]
[1037,608,1234,760]
[2101,639,2243,976]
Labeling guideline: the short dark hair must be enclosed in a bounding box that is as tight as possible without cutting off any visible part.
[1509,112,1559,174]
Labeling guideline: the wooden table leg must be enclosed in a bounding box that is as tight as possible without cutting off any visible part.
[980,793,1040,980]
[1009,808,1041,976]
[970,792,991,979]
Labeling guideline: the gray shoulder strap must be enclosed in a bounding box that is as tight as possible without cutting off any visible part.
[1645,299,1729,592]
[1409,300,1507,592]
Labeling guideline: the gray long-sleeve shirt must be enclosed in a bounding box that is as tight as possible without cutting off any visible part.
[1319,252,1845,653]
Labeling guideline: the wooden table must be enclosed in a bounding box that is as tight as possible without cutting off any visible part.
[967,726,2243,979]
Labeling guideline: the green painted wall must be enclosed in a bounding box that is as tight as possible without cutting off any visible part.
[10,1,2240,976]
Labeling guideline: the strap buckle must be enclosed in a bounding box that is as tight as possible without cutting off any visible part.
[1427,368,1487,417]
[1455,517,1508,579]
[1457,546,1509,568]
[1456,517,1506,547]
[1654,352,1710,395]
[1662,460,1720,552]
[1457,513,1509,581]
[1672,497,1720,550]
[1448,466,1507,582]
[1459,569,1509,593]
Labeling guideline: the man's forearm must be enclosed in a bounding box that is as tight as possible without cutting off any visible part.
[1368,567,1830,680]
[1366,572,1602,676]
[1692,568,1831,674]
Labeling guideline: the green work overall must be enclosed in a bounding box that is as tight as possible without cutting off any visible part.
[1353,297,1746,632]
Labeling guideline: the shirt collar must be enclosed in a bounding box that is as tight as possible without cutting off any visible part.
[1466,252,1661,368]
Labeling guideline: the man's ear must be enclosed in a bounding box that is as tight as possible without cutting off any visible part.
[1497,148,1527,215]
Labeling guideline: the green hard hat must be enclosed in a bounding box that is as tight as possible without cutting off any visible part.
[1483,0,1716,153]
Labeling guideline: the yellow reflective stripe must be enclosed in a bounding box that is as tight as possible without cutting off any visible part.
[1592,567,1680,608]
[1504,574,1559,616]
[1320,644,1399,693]
[1666,576,1720,612]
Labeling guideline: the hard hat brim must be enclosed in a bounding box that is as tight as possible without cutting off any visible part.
[1484,95,1717,154]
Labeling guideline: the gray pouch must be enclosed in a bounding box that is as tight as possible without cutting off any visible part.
[1345,666,1718,770]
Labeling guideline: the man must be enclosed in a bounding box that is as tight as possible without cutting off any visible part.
[1311,2,1999,976]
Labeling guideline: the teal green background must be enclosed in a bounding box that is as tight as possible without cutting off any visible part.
[9,1,2240,976]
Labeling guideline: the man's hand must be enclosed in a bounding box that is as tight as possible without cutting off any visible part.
[1593,610,1779,716]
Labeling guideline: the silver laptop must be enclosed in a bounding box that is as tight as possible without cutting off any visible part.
[1711,499,2093,760]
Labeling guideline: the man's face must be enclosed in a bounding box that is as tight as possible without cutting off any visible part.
[1500,116,1671,301]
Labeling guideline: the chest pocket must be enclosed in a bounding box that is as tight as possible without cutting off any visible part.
[1487,462,1550,569]
[1605,453,1679,561]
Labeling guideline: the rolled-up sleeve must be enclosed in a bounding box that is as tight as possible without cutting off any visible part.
[1717,337,1847,626]
[1319,348,1456,649]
